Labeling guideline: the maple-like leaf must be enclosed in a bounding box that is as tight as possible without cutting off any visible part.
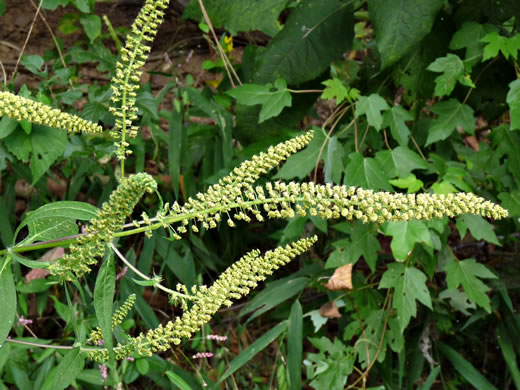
[481,32,520,61]
[379,263,432,332]
[444,258,497,313]
[355,93,389,130]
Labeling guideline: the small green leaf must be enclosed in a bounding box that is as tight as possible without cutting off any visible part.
[444,258,497,313]
[506,79,520,130]
[379,263,432,332]
[456,214,500,246]
[389,173,424,193]
[355,94,389,130]
[52,348,85,390]
[481,32,520,61]
[426,99,475,145]
[0,117,19,140]
[384,220,433,261]
[345,152,393,191]
[226,79,292,123]
[218,322,288,384]
[287,300,303,390]
[136,358,150,375]
[382,105,412,145]
[94,250,115,360]
[437,342,498,390]
[0,257,16,347]
[390,147,429,178]
[321,79,358,104]
[80,14,101,43]
[20,55,47,77]
[427,54,474,97]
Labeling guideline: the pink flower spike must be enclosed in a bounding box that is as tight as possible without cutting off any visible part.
[18,315,33,326]
[99,364,108,382]
[207,334,227,342]
[192,352,214,359]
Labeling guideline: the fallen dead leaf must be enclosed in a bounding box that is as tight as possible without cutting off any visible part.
[320,301,341,318]
[24,247,64,282]
[325,263,353,291]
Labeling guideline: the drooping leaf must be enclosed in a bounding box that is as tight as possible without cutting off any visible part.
[344,152,393,191]
[0,257,16,347]
[287,300,303,390]
[218,322,288,384]
[368,0,443,68]
[255,0,354,84]
[226,79,292,123]
[384,220,433,261]
[379,263,432,332]
[14,201,98,245]
[456,214,500,246]
[94,250,116,360]
[51,348,85,390]
[506,79,520,130]
[426,99,475,145]
[355,94,389,130]
[444,258,497,313]
[382,105,412,145]
[183,0,288,36]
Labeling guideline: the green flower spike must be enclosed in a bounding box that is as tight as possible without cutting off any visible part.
[109,0,170,160]
[0,91,102,134]
[87,236,318,361]
[88,294,136,346]
[50,173,157,280]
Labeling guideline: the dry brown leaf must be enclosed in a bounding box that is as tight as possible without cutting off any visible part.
[464,135,480,152]
[320,301,341,318]
[324,263,353,291]
[24,247,64,282]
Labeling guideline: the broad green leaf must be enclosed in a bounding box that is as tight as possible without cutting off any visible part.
[384,220,433,261]
[94,251,115,360]
[321,79,359,104]
[389,173,424,193]
[379,263,432,332]
[226,79,292,123]
[426,99,475,145]
[344,152,393,191]
[218,322,287,384]
[437,342,497,390]
[456,214,500,246]
[427,54,474,97]
[506,79,520,130]
[287,300,303,390]
[498,190,520,217]
[382,105,412,146]
[481,31,520,61]
[275,129,326,180]
[255,0,354,84]
[166,371,192,390]
[355,94,389,130]
[368,0,443,68]
[497,324,520,389]
[183,0,288,36]
[0,257,16,347]
[52,348,85,390]
[444,258,497,313]
[240,277,309,323]
[80,14,101,43]
[389,146,429,178]
[14,201,98,245]
[30,125,68,184]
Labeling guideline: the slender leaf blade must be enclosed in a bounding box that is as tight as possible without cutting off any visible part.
[288,300,303,390]
[0,257,16,347]
[52,348,85,390]
[94,250,115,360]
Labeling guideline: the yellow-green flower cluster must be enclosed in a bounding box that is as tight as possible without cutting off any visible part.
[87,236,317,361]
[88,294,136,346]
[108,0,170,160]
[50,173,157,280]
[0,91,102,134]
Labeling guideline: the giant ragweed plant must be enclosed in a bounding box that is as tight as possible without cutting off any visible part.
[0,0,509,378]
